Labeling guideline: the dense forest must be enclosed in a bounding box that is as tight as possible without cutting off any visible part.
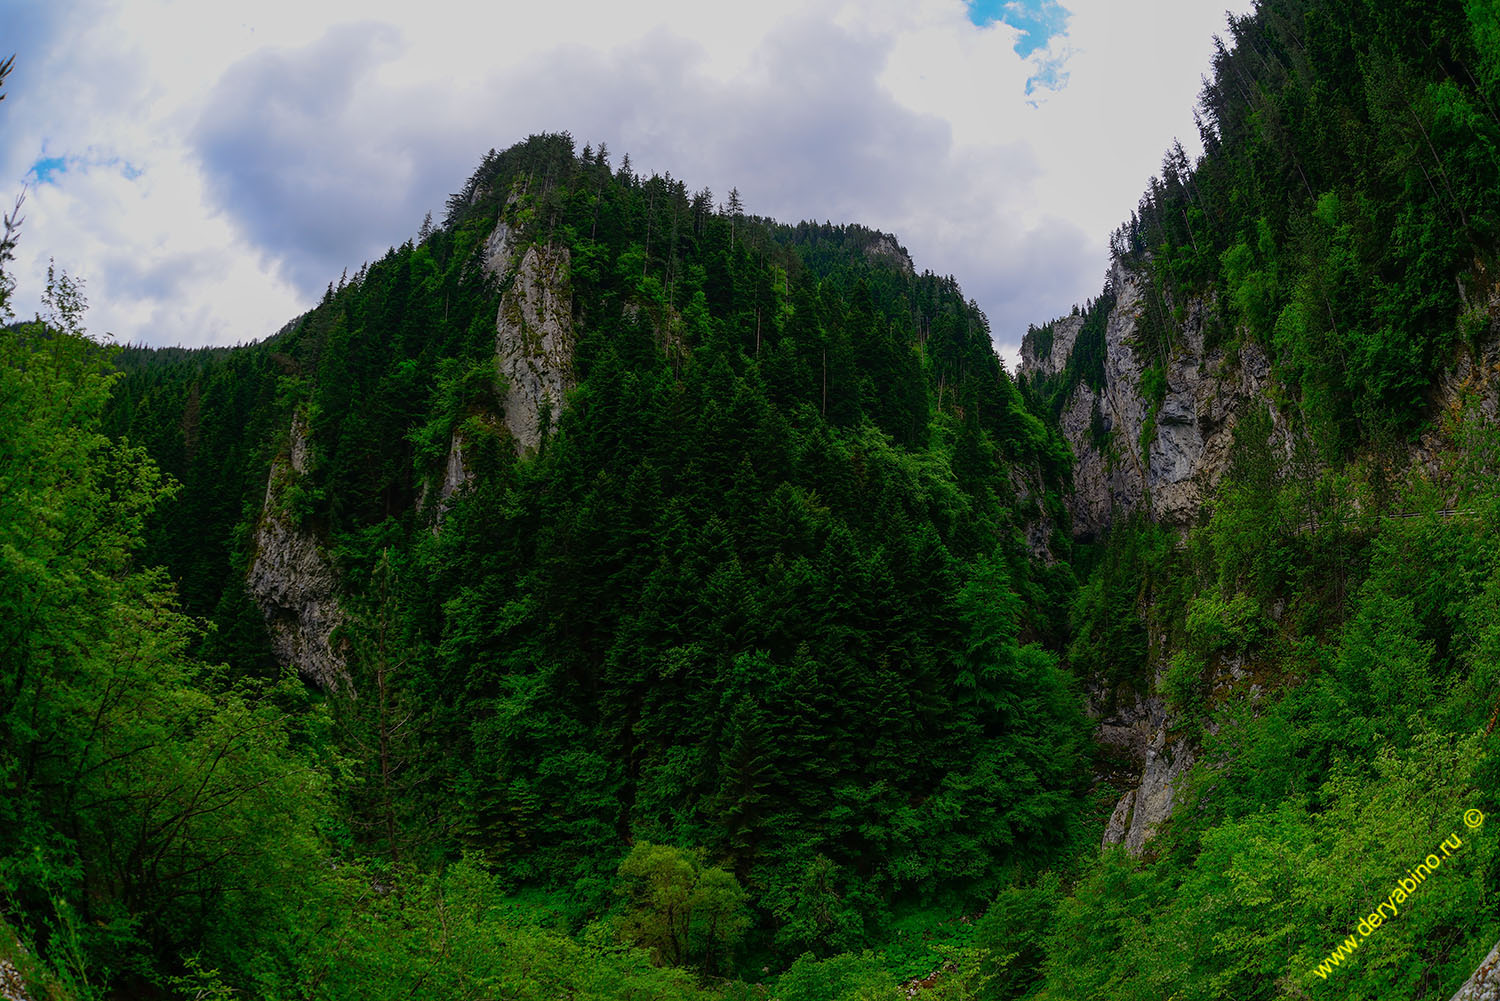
[3,0,1500,998]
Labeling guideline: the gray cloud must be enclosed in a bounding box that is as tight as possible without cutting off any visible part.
[972,220,1102,358]
[193,23,434,295]
[101,245,224,304]
[190,14,1093,355]
[502,20,958,225]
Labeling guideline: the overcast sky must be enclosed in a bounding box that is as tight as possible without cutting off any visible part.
[0,0,1250,366]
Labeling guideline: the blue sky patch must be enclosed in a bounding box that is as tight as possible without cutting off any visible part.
[965,0,1072,57]
[27,154,143,185]
[1025,54,1070,96]
[29,156,67,184]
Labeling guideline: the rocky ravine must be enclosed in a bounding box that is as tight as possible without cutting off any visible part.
[1022,256,1500,855]
[1020,258,1285,538]
[1020,258,1275,853]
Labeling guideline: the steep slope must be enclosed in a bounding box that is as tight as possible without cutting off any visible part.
[985,2,1500,998]
[102,134,1087,980]
[1020,260,1282,536]
[1023,0,1500,538]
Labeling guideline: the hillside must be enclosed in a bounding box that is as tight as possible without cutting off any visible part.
[3,1,1500,999]
[1009,1,1500,998]
[6,124,1094,996]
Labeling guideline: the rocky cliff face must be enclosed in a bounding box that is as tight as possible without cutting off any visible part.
[494,243,574,453]
[1027,258,1280,854]
[479,201,576,455]
[1101,726,1195,856]
[1022,259,1285,538]
[438,432,469,509]
[1017,314,1081,381]
[1027,256,1500,855]
[1093,679,1197,857]
[864,233,914,276]
[246,411,346,689]
[1450,939,1500,1001]
[417,429,472,528]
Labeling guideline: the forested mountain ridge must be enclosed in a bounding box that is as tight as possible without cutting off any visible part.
[6,0,1500,998]
[1,120,1095,996]
[1007,1,1500,998]
[1020,0,1500,538]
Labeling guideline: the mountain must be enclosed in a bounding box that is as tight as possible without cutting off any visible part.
[1006,1,1500,998]
[5,130,1092,994]
[4,0,1500,998]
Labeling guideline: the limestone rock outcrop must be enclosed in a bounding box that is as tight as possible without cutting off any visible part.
[246,411,346,689]
[1450,939,1500,1001]
[1018,314,1082,380]
[1115,727,1195,855]
[482,218,514,280]
[438,432,469,509]
[417,429,472,528]
[1095,686,1194,856]
[864,232,914,276]
[495,242,574,453]
[1102,789,1136,847]
[1020,258,1286,537]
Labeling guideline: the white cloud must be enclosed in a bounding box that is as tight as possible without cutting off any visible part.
[0,0,1252,358]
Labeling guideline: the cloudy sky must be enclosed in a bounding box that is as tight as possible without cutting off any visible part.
[0,0,1249,366]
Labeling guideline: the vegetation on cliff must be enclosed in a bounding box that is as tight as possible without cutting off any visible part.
[4,0,1500,998]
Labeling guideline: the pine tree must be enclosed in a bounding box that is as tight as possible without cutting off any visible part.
[727,186,743,248]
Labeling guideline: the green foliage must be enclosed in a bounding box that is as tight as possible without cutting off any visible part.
[51,3,1500,994]
[970,872,1061,999]
[1021,416,1500,1000]
[1110,0,1500,451]
[301,859,717,1001]
[1161,651,1210,722]
[78,125,1094,991]
[1068,517,1176,701]
[764,855,867,958]
[1028,728,1498,1001]
[772,951,904,1001]
[613,842,749,974]
[0,321,332,992]
[1185,588,1267,656]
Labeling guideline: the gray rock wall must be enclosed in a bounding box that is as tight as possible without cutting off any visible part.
[1450,939,1500,1001]
[1119,727,1194,855]
[495,243,574,453]
[1094,685,1194,856]
[1018,314,1083,380]
[864,233,914,276]
[1021,258,1286,536]
[482,219,514,279]
[439,432,469,509]
[246,411,347,689]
